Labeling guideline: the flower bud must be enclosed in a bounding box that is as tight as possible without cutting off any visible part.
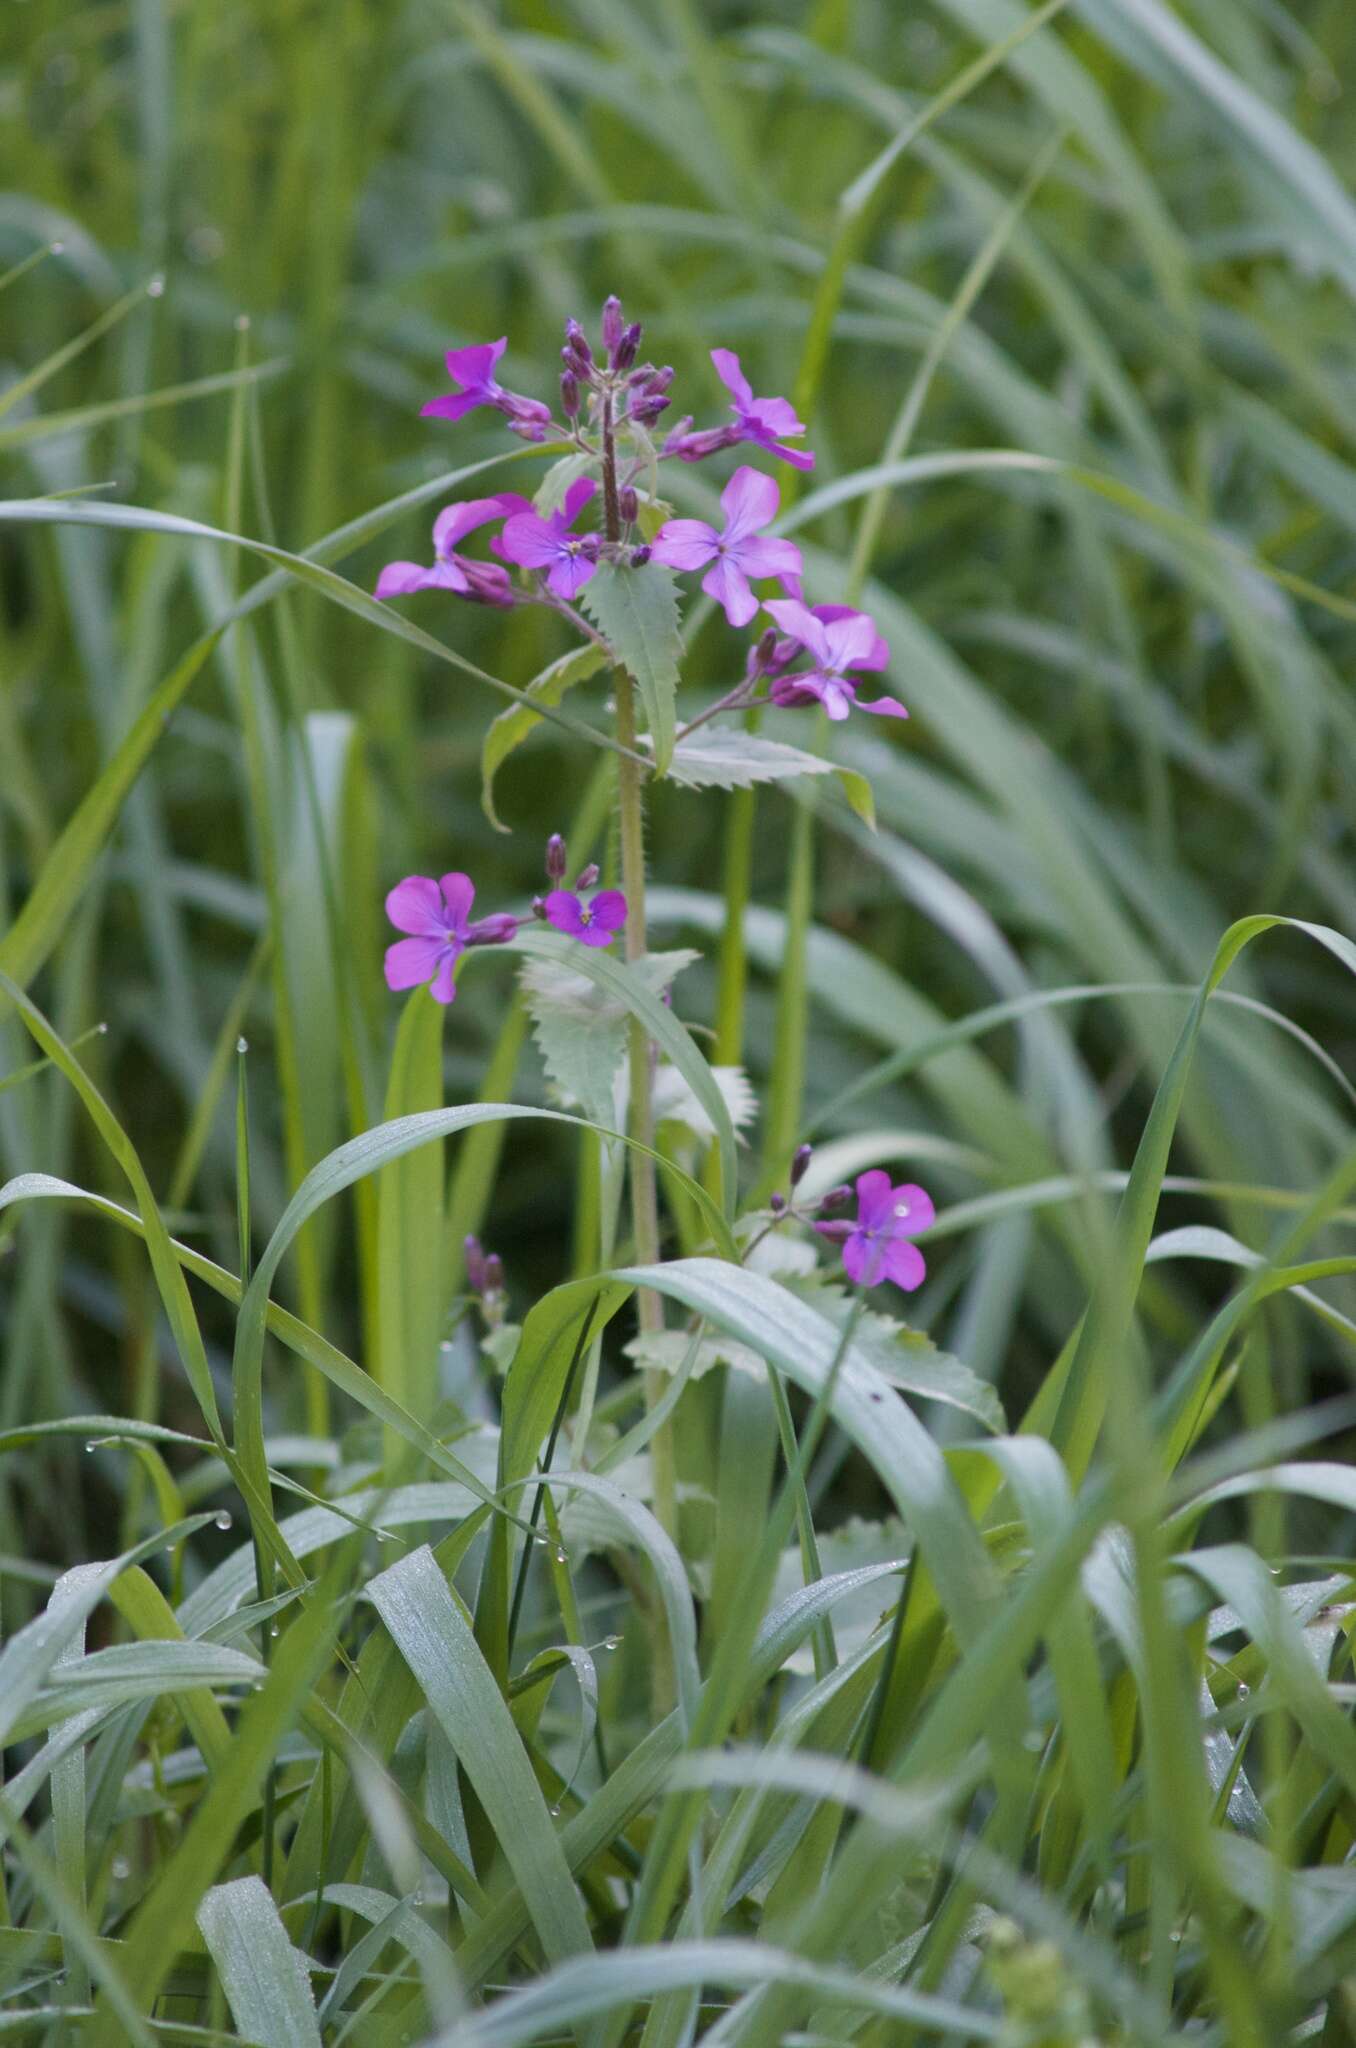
[791,1142,812,1186]
[613,322,642,372]
[818,1183,854,1216]
[464,1234,487,1293]
[750,626,779,675]
[601,295,623,352]
[618,484,638,525]
[628,394,671,426]
[564,317,592,368]
[575,862,600,888]
[627,362,657,388]
[770,1191,787,1214]
[532,895,548,920]
[629,544,652,567]
[646,365,674,395]
[483,1252,505,1295]
[560,369,580,419]
[546,833,567,882]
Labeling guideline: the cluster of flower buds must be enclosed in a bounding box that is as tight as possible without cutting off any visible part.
[464,1234,507,1325]
[560,296,674,439]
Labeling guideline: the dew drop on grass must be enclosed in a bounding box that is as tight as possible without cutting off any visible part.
[603,1634,622,1651]
[555,1547,568,1565]
[214,1511,232,1531]
[548,1803,561,1818]
[111,1856,130,1881]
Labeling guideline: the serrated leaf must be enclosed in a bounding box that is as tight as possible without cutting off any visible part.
[519,950,697,1129]
[793,1274,1006,1434]
[482,641,610,831]
[664,728,876,826]
[582,561,682,773]
[652,1061,757,1142]
[625,1329,767,1382]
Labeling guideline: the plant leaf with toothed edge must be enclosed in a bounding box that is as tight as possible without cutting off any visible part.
[662,728,876,826]
[582,560,682,773]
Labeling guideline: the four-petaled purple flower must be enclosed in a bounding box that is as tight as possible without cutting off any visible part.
[422,339,554,442]
[497,478,601,600]
[385,873,518,1005]
[543,888,627,947]
[663,350,815,471]
[815,1170,935,1291]
[650,467,802,629]
[762,598,907,721]
[375,496,529,609]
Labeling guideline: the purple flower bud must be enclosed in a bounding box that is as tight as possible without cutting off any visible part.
[645,366,675,396]
[578,533,602,561]
[817,1184,854,1216]
[464,1234,488,1293]
[628,363,657,389]
[791,1143,812,1186]
[466,912,519,946]
[613,322,642,372]
[575,863,600,889]
[601,296,623,353]
[629,543,652,567]
[814,1218,854,1244]
[484,1252,505,1295]
[560,369,580,419]
[628,394,671,427]
[619,484,638,525]
[750,626,780,675]
[532,895,549,920]
[564,317,592,368]
[770,1191,787,1214]
[546,833,568,882]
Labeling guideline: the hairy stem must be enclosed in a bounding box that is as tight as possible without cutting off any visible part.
[602,393,677,1549]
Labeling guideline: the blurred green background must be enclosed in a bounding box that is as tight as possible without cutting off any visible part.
[5,0,1356,1580]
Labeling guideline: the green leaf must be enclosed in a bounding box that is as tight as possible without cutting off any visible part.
[519,947,697,1129]
[368,1546,597,1971]
[665,731,840,792]
[582,561,682,773]
[375,990,446,1422]
[196,1878,323,2048]
[534,453,598,511]
[482,642,610,832]
[791,1277,1006,1433]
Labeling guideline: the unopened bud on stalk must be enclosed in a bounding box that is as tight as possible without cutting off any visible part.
[532,895,548,920]
[817,1184,854,1216]
[751,626,779,674]
[560,369,580,418]
[613,322,642,372]
[601,295,623,353]
[483,1252,505,1295]
[464,1235,488,1293]
[770,1191,787,1214]
[791,1143,812,1186]
[575,862,600,889]
[630,543,652,567]
[564,317,592,368]
[619,484,638,525]
[546,833,567,882]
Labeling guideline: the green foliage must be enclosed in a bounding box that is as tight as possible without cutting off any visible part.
[4,1,1356,2044]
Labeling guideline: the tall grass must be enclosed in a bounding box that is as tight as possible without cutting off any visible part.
[3,1,1356,2042]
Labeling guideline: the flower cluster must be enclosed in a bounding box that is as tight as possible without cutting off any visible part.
[754,1146,934,1296]
[384,837,627,1004]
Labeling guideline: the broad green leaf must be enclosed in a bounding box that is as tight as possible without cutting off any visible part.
[519,947,697,1129]
[582,561,682,773]
[482,642,609,831]
[664,729,876,823]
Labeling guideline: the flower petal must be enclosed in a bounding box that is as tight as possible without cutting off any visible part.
[762,597,832,668]
[702,554,758,628]
[650,519,720,572]
[429,951,460,1004]
[385,874,447,936]
[710,347,753,409]
[719,464,779,545]
[732,534,803,583]
[421,390,488,423]
[854,1170,895,1231]
[588,889,628,933]
[772,440,816,472]
[376,560,441,599]
[824,610,887,673]
[543,890,585,938]
[822,679,855,721]
[438,872,476,935]
[498,513,564,570]
[385,936,445,991]
[888,1183,935,1234]
[443,339,506,390]
[561,476,600,527]
[433,496,513,554]
[814,605,888,670]
[861,693,909,719]
[882,1240,926,1292]
[547,552,597,601]
[842,1228,887,1288]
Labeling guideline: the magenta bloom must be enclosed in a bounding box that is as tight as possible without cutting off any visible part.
[385,873,518,1005]
[543,888,627,947]
[374,496,527,608]
[816,1171,935,1291]
[497,479,601,600]
[650,467,802,629]
[421,339,553,442]
[664,351,815,471]
[761,597,907,722]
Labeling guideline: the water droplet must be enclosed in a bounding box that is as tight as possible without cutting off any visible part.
[111,1856,130,1880]
[269,1623,281,1638]
[84,1442,96,1453]
[96,1020,108,1035]
[534,1533,551,1549]
[554,1546,568,1566]
[548,1803,561,1818]
[214,1511,233,1531]
[375,1527,394,1543]
[50,239,65,255]
[233,309,251,331]
[146,275,165,298]
[603,1634,622,1651]
[236,1036,248,1055]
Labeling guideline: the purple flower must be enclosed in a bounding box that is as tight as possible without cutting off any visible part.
[543,887,627,947]
[664,351,815,470]
[384,873,518,1005]
[650,467,802,629]
[761,598,907,722]
[815,1170,935,1291]
[374,496,527,609]
[421,339,553,442]
[497,478,601,600]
